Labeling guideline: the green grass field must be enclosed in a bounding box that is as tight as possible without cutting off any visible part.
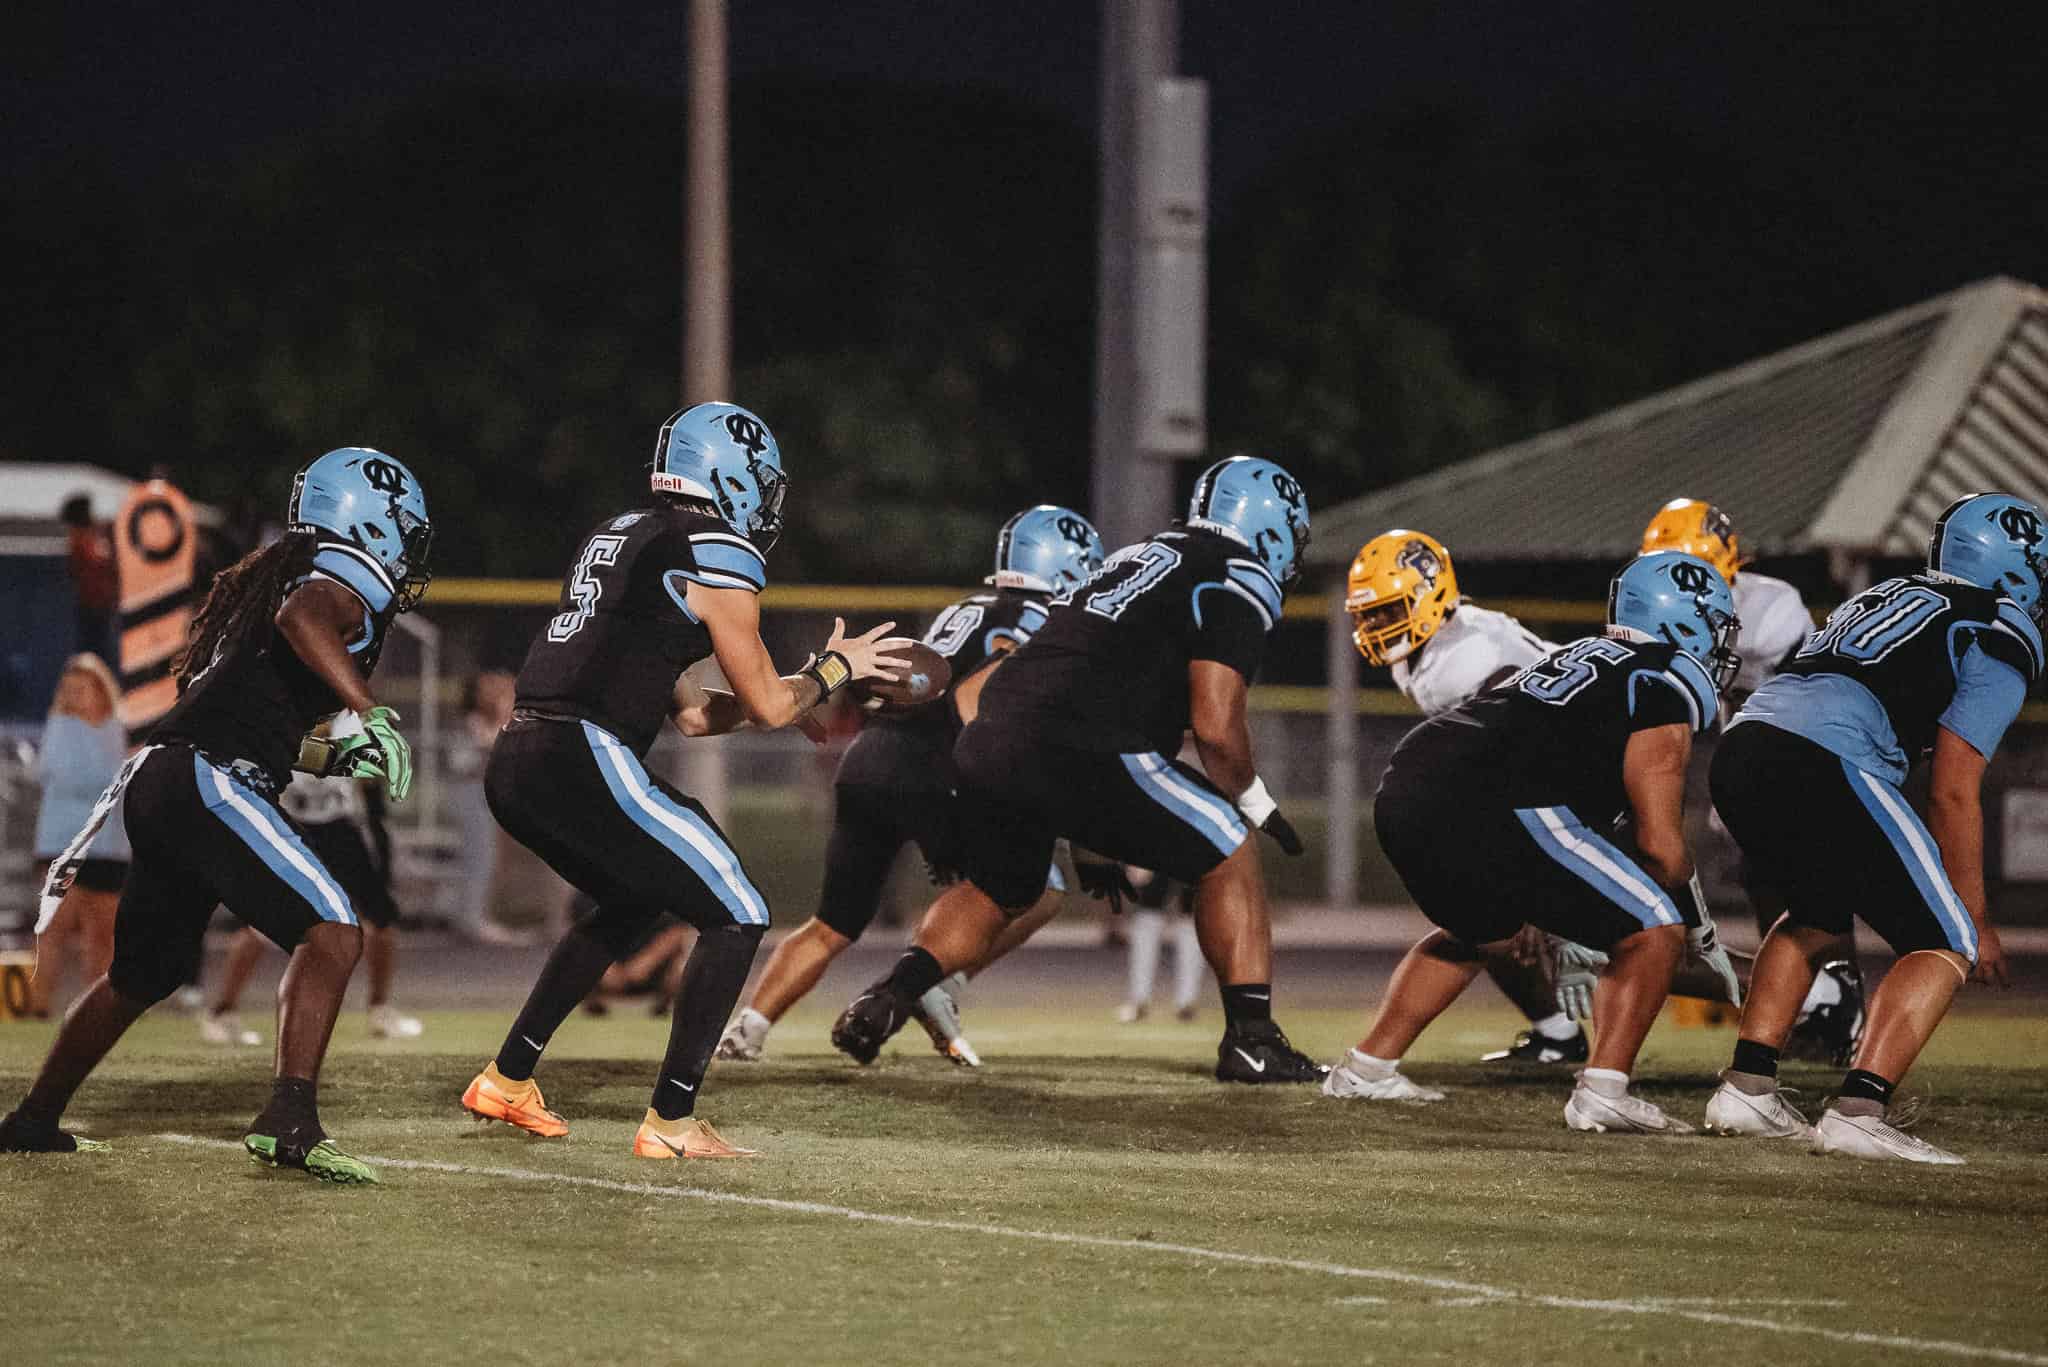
[4,1001,2046,1366]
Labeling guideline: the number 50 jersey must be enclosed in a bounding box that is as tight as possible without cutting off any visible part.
[976,526,1283,756]
[513,504,767,758]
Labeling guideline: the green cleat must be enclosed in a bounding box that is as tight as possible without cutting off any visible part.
[0,1109,110,1153]
[244,1133,380,1185]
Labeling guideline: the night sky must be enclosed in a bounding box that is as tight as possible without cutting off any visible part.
[11,3,2045,241]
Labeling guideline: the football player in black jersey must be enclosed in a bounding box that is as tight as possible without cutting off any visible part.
[460,403,910,1160]
[2,449,432,1183]
[715,505,1105,1066]
[1703,494,2043,1163]
[832,455,1328,1083]
[1325,552,1740,1133]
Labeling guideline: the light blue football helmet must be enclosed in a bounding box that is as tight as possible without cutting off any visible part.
[288,447,433,612]
[1608,551,1740,690]
[654,402,787,551]
[1930,493,2048,620]
[990,505,1105,596]
[1186,455,1311,587]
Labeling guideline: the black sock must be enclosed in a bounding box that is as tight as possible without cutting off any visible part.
[1731,1038,1781,1080]
[653,924,765,1121]
[1839,1068,1894,1107]
[495,927,617,1080]
[254,1075,322,1143]
[1221,983,1273,1032]
[881,947,945,1003]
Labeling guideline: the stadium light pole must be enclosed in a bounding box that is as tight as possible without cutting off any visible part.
[681,0,732,822]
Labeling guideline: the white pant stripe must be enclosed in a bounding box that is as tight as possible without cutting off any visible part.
[1848,767,1977,955]
[203,765,355,925]
[1533,807,1679,925]
[588,728,768,925]
[1133,753,1245,847]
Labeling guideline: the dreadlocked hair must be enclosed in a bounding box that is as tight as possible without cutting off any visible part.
[174,532,317,689]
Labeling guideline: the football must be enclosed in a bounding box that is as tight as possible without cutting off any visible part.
[855,639,952,714]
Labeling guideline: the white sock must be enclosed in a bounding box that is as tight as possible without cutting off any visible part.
[937,971,969,1000]
[1344,1048,1400,1079]
[1531,1012,1580,1041]
[1169,916,1203,1009]
[737,1006,771,1041]
[1126,909,1164,1004]
[1580,1066,1629,1097]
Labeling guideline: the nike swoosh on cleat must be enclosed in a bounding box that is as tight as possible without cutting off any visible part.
[1233,1048,1268,1074]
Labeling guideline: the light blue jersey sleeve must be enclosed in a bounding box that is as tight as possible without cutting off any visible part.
[1939,641,2028,760]
[683,530,768,593]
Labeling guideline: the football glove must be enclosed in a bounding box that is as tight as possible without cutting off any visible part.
[1236,777,1304,856]
[1553,939,1609,1021]
[1072,854,1135,915]
[330,706,413,802]
[1686,874,1742,1007]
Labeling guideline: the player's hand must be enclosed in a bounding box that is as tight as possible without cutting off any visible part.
[1970,925,2009,988]
[332,705,413,802]
[1506,922,1548,967]
[1687,917,1743,1008]
[1553,939,1608,1021]
[1072,854,1135,914]
[1235,777,1304,856]
[824,617,913,685]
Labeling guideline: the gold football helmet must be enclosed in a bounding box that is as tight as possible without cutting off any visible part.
[1346,530,1458,665]
[1640,498,1743,584]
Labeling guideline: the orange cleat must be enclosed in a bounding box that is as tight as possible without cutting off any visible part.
[631,1109,758,1159]
[461,1062,569,1138]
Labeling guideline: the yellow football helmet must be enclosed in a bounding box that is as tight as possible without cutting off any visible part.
[1346,530,1459,665]
[1640,498,1743,583]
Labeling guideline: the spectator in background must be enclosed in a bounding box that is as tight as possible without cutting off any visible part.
[453,670,527,943]
[1117,867,1205,1024]
[59,495,118,665]
[30,655,128,1017]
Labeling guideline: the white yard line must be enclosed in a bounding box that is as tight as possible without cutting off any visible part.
[157,1134,2047,1364]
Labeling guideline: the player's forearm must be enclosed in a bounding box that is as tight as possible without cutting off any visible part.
[1928,794,1988,925]
[673,688,751,737]
[1194,726,1256,797]
[277,610,374,714]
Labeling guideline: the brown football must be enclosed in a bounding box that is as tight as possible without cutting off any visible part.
[855,639,952,715]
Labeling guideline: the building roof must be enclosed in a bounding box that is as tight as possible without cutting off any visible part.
[1310,276,2048,567]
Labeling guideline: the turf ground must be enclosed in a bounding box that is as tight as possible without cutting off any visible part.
[3,968,2045,1367]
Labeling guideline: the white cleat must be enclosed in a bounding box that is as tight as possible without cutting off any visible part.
[1703,1077,1813,1140]
[913,978,980,1069]
[367,1004,424,1039]
[1811,1108,1964,1165]
[1565,1083,1695,1135]
[714,1008,769,1062]
[1115,1001,1148,1024]
[198,1010,261,1047]
[1320,1061,1445,1103]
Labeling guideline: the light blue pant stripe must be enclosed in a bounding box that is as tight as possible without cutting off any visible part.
[1514,805,1680,930]
[195,754,356,926]
[1119,752,1247,857]
[582,723,769,926]
[1841,760,1978,961]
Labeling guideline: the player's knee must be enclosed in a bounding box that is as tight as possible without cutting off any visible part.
[576,903,663,959]
[1419,931,1486,964]
[301,921,364,975]
[107,955,185,1008]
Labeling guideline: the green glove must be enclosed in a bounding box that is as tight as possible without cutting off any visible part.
[331,706,413,802]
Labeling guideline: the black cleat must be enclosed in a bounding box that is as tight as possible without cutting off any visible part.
[0,1109,109,1153]
[831,989,910,1066]
[1480,1029,1589,1065]
[1786,959,1865,1065]
[1215,1020,1329,1084]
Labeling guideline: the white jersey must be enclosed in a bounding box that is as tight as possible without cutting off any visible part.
[1731,572,1812,695]
[1391,602,1557,716]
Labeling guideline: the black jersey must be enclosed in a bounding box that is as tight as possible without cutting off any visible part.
[834,587,1050,792]
[1739,573,2041,784]
[977,527,1281,755]
[152,545,389,788]
[1384,635,1718,826]
[514,504,768,757]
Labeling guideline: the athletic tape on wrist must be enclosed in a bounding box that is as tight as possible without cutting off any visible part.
[1237,776,1278,826]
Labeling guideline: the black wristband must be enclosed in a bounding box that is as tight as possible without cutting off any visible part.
[803,650,854,698]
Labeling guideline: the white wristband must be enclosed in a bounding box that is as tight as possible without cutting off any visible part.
[1236,776,1277,826]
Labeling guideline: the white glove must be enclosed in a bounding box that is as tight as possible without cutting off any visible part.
[1685,874,1743,1008]
[1552,939,1609,1021]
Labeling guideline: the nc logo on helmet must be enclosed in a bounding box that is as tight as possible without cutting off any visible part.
[1055,515,1094,547]
[1998,504,2043,548]
[1270,470,1306,511]
[1668,560,1713,594]
[722,413,770,458]
[361,459,409,496]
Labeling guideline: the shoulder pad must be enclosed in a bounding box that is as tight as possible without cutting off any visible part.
[1656,648,1719,733]
[1224,557,1284,624]
[1988,599,2045,681]
[685,529,767,593]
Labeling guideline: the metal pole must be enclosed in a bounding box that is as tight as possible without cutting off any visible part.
[1324,585,1359,909]
[682,0,732,822]
[1091,0,1180,550]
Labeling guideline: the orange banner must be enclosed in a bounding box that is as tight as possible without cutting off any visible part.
[113,479,197,739]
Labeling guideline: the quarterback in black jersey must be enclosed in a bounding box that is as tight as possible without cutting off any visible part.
[833,456,1328,1084]
[2,448,433,1183]
[1326,552,1739,1134]
[1703,494,2045,1163]
[717,506,1103,1066]
[461,403,909,1160]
